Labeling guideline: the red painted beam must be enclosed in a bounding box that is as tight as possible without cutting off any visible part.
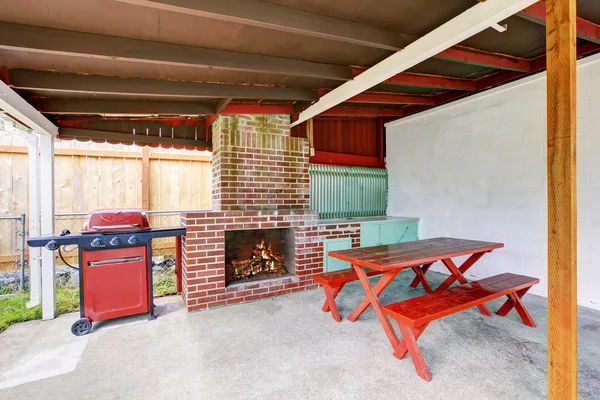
[56,116,206,128]
[220,103,294,115]
[351,67,477,91]
[319,89,436,105]
[520,2,600,44]
[311,151,384,168]
[399,42,600,120]
[0,66,8,84]
[205,115,217,126]
[320,106,404,117]
[437,46,532,72]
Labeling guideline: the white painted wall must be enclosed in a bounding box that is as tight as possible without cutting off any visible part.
[386,53,600,310]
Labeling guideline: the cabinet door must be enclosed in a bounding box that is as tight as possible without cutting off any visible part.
[360,223,380,247]
[399,221,419,242]
[323,237,352,272]
[379,222,400,245]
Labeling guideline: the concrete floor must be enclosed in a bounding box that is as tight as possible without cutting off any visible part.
[1,271,599,400]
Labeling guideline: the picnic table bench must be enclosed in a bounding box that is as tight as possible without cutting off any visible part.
[319,237,539,381]
[383,273,539,381]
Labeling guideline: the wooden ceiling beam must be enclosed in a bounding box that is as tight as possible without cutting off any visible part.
[0,22,351,81]
[215,98,233,114]
[34,99,216,115]
[436,45,531,72]
[8,69,318,101]
[320,106,404,117]
[116,0,412,51]
[352,67,477,91]
[318,89,436,105]
[518,2,600,45]
[59,127,209,148]
[120,0,537,73]
[220,103,294,115]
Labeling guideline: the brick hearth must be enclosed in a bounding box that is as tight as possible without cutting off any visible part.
[181,210,321,311]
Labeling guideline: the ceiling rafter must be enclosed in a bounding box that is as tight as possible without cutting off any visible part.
[292,0,539,127]
[59,127,209,148]
[118,0,535,72]
[351,67,477,91]
[320,106,404,117]
[399,41,600,120]
[8,69,318,101]
[0,22,352,81]
[318,89,436,105]
[117,0,412,51]
[34,99,216,115]
[517,2,600,45]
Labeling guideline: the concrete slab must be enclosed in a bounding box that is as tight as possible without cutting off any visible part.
[0,271,599,400]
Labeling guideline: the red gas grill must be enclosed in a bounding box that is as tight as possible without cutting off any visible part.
[28,209,186,336]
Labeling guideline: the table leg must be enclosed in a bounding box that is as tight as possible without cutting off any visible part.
[410,263,432,289]
[436,252,486,291]
[351,264,400,351]
[348,269,400,322]
[439,257,492,317]
[410,265,433,293]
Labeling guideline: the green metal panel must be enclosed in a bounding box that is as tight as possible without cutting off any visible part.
[323,237,352,272]
[360,223,381,247]
[309,164,388,219]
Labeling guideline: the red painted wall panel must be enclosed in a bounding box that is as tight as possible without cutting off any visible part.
[291,117,384,168]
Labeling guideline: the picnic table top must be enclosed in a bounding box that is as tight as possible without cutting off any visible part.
[328,237,504,271]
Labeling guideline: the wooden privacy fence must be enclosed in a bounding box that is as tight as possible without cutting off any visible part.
[0,145,213,216]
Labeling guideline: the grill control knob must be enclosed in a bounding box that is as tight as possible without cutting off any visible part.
[110,237,121,246]
[91,238,105,248]
[46,240,60,251]
[127,236,139,245]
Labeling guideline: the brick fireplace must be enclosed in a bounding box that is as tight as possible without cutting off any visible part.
[180,114,321,312]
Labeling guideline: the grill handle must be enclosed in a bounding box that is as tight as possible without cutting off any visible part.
[88,256,144,267]
[91,223,141,230]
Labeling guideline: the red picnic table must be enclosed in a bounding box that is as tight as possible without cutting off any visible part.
[326,237,527,380]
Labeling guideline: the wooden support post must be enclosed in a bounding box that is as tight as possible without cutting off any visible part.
[141,146,150,210]
[546,0,578,399]
[26,134,41,308]
[39,133,56,320]
[307,118,314,156]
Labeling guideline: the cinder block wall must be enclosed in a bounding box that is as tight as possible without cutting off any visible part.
[386,53,600,310]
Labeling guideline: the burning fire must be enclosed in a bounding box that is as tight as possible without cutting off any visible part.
[226,239,287,283]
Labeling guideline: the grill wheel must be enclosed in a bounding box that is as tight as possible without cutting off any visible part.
[71,318,92,336]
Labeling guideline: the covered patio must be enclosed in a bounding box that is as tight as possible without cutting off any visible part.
[0,0,597,398]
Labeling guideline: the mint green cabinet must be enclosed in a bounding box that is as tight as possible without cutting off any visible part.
[323,237,352,272]
[358,224,380,247]
[360,220,419,247]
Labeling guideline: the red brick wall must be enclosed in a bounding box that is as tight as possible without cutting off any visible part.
[181,210,321,312]
[212,114,310,211]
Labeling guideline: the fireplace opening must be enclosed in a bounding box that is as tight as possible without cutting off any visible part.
[225,228,296,286]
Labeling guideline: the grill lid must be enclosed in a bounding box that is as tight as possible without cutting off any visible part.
[82,209,150,233]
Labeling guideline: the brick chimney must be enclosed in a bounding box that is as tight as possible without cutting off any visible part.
[210,114,310,211]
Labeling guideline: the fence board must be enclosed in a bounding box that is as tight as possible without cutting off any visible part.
[0,145,212,215]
